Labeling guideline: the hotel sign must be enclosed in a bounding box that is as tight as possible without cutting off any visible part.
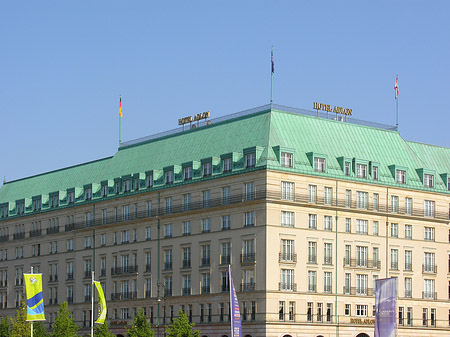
[178,111,210,125]
[314,102,352,116]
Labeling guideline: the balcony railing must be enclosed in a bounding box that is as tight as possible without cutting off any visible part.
[323,256,332,265]
[279,253,297,263]
[404,290,412,298]
[29,229,42,237]
[84,295,91,303]
[422,291,437,300]
[47,226,60,235]
[182,260,191,269]
[100,269,106,277]
[422,264,437,274]
[67,297,73,304]
[221,255,231,265]
[66,273,74,280]
[221,284,230,292]
[201,258,210,267]
[13,232,25,240]
[343,258,381,269]
[84,271,92,279]
[241,253,255,264]
[145,290,151,298]
[163,262,172,271]
[404,263,412,271]
[111,292,137,301]
[0,235,8,242]
[240,282,255,292]
[308,255,317,264]
[343,287,374,296]
[111,265,138,275]
[201,286,210,294]
[145,264,151,272]
[49,275,58,282]
[278,282,297,291]
[182,287,191,296]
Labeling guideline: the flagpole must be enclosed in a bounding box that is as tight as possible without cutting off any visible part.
[228,265,232,337]
[270,46,274,110]
[396,93,399,132]
[395,75,399,132]
[119,96,122,145]
[91,271,94,337]
[30,266,33,337]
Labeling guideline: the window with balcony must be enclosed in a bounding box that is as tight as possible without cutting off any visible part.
[280,269,294,291]
[280,239,294,262]
[307,271,316,292]
[324,187,332,205]
[424,200,435,217]
[308,242,317,264]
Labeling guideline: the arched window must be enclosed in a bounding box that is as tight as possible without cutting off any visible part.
[244,335,252,337]
[356,333,370,337]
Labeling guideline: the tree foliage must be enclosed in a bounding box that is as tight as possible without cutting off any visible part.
[165,311,199,337]
[0,316,10,337]
[10,301,30,337]
[127,309,154,337]
[94,322,115,337]
[51,302,78,337]
[33,321,50,337]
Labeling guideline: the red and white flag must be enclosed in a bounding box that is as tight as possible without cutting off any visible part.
[394,76,399,99]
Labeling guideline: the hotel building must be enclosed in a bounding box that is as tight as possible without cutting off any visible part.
[0,104,449,337]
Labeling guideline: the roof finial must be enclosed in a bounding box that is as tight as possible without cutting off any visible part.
[2,176,5,184]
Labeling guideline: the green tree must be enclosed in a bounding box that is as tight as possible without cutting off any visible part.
[0,316,10,337]
[51,302,78,337]
[10,301,30,337]
[127,309,154,337]
[33,321,49,337]
[94,322,115,337]
[165,311,199,337]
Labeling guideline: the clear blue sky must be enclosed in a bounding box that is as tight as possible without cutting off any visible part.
[1,1,449,183]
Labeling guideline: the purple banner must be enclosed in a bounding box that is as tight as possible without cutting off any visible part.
[375,277,397,337]
[229,266,242,337]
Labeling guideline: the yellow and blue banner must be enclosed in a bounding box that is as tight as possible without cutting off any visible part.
[24,274,45,321]
[94,281,107,324]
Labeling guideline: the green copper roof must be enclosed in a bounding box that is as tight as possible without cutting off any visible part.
[1,105,449,218]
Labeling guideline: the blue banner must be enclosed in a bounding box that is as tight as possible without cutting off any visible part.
[228,266,241,337]
[375,277,397,337]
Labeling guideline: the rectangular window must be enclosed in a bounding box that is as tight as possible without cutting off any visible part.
[356,219,368,235]
[308,214,317,230]
[281,211,294,227]
[165,197,173,214]
[405,224,412,239]
[280,269,294,291]
[345,245,351,265]
[183,193,191,211]
[345,189,352,207]
[424,200,435,217]
[289,301,295,322]
[203,162,212,177]
[202,218,210,232]
[424,174,434,188]
[424,252,435,273]
[407,307,412,326]
[391,195,399,213]
[404,250,412,271]
[324,187,332,205]
[405,278,412,298]
[184,166,192,181]
[244,212,255,227]
[123,179,131,193]
[279,301,285,321]
[308,185,317,203]
[390,223,398,238]
[323,243,332,265]
[344,162,351,176]
[356,164,367,178]
[281,152,293,168]
[165,170,174,185]
[405,197,412,215]
[424,227,435,241]
[396,169,406,184]
[164,224,172,238]
[356,246,368,267]
[390,249,398,270]
[281,239,294,262]
[372,166,378,180]
[223,158,232,173]
[121,230,129,243]
[356,305,368,317]
[183,221,191,235]
[282,182,294,201]
[345,304,351,316]
[244,182,255,200]
[356,274,368,295]
[308,271,316,292]
[222,215,231,230]
[307,302,313,322]
[373,193,379,211]
[146,174,153,188]
[245,153,256,168]
[324,272,332,293]
[314,157,325,173]
[373,221,379,236]
[308,242,317,264]
[345,218,351,233]
[356,191,368,209]
[423,308,428,326]
[222,186,230,205]
[344,273,351,294]
[324,216,332,231]
[85,188,92,200]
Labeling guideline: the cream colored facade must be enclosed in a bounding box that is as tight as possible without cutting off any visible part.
[1,168,449,337]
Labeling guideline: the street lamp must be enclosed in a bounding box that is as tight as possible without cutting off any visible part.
[156,282,166,337]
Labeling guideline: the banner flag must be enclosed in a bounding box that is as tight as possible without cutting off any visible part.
[94,281,107,324]
[375,277,397,337]
[228,265,242,337]
[119,97,123,117]
[24,274,45,321]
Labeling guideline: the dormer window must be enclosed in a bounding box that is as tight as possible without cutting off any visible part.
[134,177,140,191]
[372,166,378,180]
[448,178,450,191]
[203,162,212,177]
[344,162,351,176]
[245,153,256,168]
[146,174,153,188]
[50,195,59,208]
[356,164,367,179]
[314,157,325,173]
[0,205,7,218]
[424,174,434,188]
[165,170,174,185]
[115,181,120,194]
[32,199,41,212]
[17,202,25,214]
[85,188,92,201]
[396,170,406,184]
[101,184,108,197]
[184,166,192,181]
[281,152,293,168]
[223,158,232,173]
[124,179,131,193]
[68,192,75,204]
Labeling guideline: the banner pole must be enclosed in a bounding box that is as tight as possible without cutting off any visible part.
[91,271,94,337]
[30,266,33,337]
